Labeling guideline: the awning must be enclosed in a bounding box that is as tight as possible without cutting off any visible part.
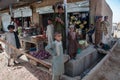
[67,1,89,13]
[36,1,89,14]
[36,6,54,14]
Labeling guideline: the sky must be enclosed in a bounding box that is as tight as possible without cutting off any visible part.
[106,0,120,23]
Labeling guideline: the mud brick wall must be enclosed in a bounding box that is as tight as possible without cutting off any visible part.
[90,0,112,33]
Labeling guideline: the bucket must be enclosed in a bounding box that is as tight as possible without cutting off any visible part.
[77,48,81,54]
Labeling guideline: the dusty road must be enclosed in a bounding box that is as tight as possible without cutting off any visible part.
[0,52,52,80]
[91,43,120,80]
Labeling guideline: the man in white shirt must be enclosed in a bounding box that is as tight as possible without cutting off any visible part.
[46,18,54,46]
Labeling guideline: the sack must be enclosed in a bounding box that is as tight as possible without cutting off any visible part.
[29,50,51,60]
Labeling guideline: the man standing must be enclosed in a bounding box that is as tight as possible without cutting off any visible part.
[53,5,66,51]
[87,24,95,44]
[102,16,110,35]
[46,18,54,46]
[95,16,103,45]
[101,16,110,44]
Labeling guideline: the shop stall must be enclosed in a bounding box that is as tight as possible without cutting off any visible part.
[68,12,89,39]
[36,1,89,37]
[36,1,90,53]
[13,7,32,28]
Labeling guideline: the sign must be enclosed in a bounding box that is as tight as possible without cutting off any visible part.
[13,7,32,18]
[36,6,54,14]
[36,1,89,14]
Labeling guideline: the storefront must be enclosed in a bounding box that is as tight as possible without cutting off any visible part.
[13,7,32,28]
[36,1,89,39]
[0,7,32,31]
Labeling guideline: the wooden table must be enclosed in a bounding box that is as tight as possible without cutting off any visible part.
[0,38,51,69]
[20,36,45,51]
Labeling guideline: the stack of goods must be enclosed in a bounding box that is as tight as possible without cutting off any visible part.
[29,50,51,60]
[18,27,22,37]
[31,35,46,43]
[69,13,88,29]
[69,13,89,39]
[36,35,46,39]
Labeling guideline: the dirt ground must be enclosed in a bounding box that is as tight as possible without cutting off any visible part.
[0,52,52,80]
[0,42,120,80]
[91,44,120,80]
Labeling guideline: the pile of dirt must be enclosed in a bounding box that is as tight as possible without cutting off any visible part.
[0,52,52,80]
